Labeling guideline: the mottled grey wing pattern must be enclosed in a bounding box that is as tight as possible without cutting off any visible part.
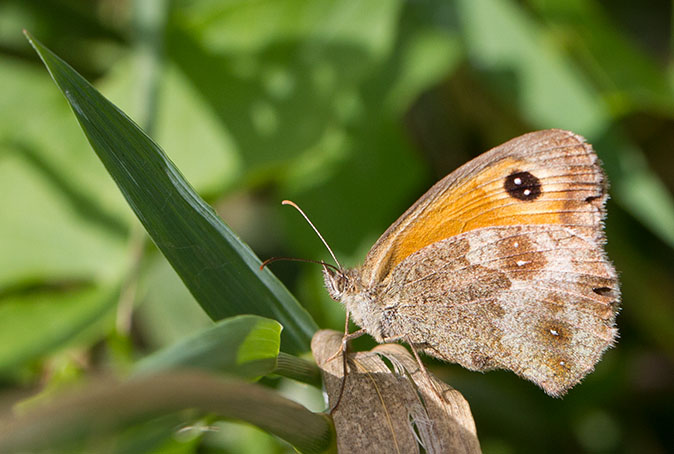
[378,225,619,396]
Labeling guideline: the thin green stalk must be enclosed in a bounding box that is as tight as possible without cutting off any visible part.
[274,352,323,388]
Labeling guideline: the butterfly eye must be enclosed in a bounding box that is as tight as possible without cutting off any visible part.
[323,266,347,300]
[504,171,541,201]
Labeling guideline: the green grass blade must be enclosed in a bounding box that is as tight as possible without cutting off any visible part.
[24,31,317,353]
[134,315,282,380]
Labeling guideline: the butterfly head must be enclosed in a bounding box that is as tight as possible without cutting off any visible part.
[322,266,360,302]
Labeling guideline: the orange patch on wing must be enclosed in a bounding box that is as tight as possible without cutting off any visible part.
[381,158,577,277]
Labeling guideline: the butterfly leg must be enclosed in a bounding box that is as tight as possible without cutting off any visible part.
[325,328,367,363]
[326,310,365,363]
[405,338,445,399]
[328,312,367,414]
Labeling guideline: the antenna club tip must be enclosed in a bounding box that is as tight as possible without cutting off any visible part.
[277,199,342,269]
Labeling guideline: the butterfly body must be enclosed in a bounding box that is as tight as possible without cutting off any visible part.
[323,129,619,396]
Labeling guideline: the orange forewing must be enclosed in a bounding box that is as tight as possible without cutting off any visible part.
[361,132,603,283]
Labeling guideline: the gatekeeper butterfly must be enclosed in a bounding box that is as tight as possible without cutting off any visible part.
[280,129,619,396]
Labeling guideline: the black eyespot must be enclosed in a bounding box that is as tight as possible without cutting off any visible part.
[504,171,541,201]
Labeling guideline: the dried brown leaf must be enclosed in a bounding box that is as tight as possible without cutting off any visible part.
[312,330,481,453]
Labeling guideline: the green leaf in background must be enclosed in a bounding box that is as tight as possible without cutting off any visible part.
[0,371,335,454]
[135,255,214,349]
[0,56,131,370]
[134,315,281,381]
[528,0,674,116]
[24,31,318,354]
[0,285,118,375]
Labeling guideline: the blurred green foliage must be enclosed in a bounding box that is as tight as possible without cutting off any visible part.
[1,0,673,452]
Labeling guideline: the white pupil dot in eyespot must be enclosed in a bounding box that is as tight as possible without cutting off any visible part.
[514,177,522,185]
[516,260,528,267]
[550,329,559,336]
[523,189,531,196]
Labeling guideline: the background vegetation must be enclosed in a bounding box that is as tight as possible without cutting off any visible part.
[1,0,673,452]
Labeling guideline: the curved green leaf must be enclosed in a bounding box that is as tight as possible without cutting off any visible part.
[24,31,317,353]
[134,315,282,380]
[0,371,335,454]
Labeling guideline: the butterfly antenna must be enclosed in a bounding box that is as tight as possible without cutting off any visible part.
[260,256,340,271]
[282,200,342,270]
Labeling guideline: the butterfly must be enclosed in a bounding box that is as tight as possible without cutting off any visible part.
[315,129,620,396]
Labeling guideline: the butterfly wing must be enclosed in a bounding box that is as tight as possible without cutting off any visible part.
[377,224,619,396]
[361,129,608,286]
[346,129,618,394]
